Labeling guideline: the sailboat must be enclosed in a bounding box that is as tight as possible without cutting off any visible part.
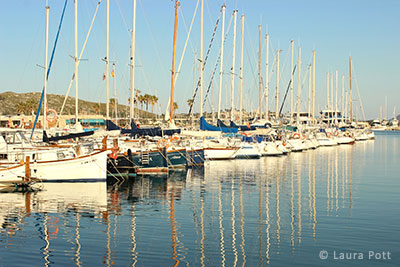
[3,1,109,182]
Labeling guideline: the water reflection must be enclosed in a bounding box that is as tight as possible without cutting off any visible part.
[0,139,380,266]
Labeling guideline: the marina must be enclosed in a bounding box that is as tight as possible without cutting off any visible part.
[0,132,399,266]
[1,0,399,266]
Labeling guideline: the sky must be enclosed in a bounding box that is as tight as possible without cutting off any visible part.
[1,0,399,120]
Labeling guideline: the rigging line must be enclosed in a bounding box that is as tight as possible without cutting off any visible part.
[351,63,366,121]
[187,7,224,115]
[203,10,235,111]
[115,0,131,35]
[179,6,196,54]
[138,0,169,82]
[244,33,258,99]
[190,8,233,114]
[17,11,43,92]
[202,52,221,109]
[175,0,200,85]
[295,65,311,112]
[278,65,296,117]
[59,0,103,117]
[30,0,68,140]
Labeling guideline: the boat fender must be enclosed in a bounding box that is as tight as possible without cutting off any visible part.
[109,147,118,159]
[157,138,169,149]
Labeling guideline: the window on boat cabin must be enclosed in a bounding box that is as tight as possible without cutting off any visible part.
[31,153,42,161]
[0,154,8,160]
[57,152,66,160]
[16,153,24,161]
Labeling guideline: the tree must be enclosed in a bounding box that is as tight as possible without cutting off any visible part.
[173,102,178,112]
[16,99,37,115]
[110,98,116,111]
[16,102,27,114]
[144,94,151,111]
[150,95,158,113]
[93,103,100,114]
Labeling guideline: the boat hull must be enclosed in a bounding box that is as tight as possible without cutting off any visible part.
[32,150,108,182]
[186,148,205,167]
[204,147,237,160]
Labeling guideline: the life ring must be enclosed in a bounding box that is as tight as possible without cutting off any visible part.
[282,141,287,146]
[46,109,58,123]
[241,132,248,136]
[157,138,169,149]
[293,133,300,139]
[327,132,332,138]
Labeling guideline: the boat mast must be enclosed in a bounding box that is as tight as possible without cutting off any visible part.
[217,4,225,120]
[335,70,338,124]
[130,0,136,124]
[43,3,50,130]
[341,74,344,123]
[112,63,117,122]
[295,46,301,124]
[331,73,333,114]
[200,0,204,117]
[312,50,316,124]
[258,25,262,119]
[74,0,79,126]
[106,0,110,122]
[275,50,280,119]
[265,34,269,120]
[230,10,237,121]
[169,0,179,122]
[239,14,244,124]
[290,40,294,124]
[349,56,352,122]
[308,64,311,122]
[326,72,329,109]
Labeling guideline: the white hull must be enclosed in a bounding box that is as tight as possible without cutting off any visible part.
[0,164,25,187]
[234,144,261,159]
[317,138,337,146]
[32,150,108,182]
[204,148,238,160]
[276,141,291,154]
[367,132,375,139]
[336,136,355,144]
[261,142,284,156]
[288,139,306,152]
[355,133,368,141]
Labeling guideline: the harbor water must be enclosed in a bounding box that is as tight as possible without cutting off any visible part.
[0,132,399,266]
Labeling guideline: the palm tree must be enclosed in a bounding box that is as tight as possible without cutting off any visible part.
[110,98,116,111]
[150,95,158,114]
[93,103,100,114]
[173,102,178,113]
[144,94,151,111]
[16,102,27,114]
[137,95,145,117]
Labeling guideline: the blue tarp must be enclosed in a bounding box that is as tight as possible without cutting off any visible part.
[200,117,238,133]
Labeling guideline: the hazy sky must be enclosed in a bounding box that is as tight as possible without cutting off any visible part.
[1,0,399,120]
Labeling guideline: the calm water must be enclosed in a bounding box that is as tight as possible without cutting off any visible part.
[1,132,399,266]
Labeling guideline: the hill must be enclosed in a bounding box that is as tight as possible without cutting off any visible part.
[0,91,155,118]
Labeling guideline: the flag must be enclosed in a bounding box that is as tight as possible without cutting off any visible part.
[102,73,105,80]
[111,70,115,78]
